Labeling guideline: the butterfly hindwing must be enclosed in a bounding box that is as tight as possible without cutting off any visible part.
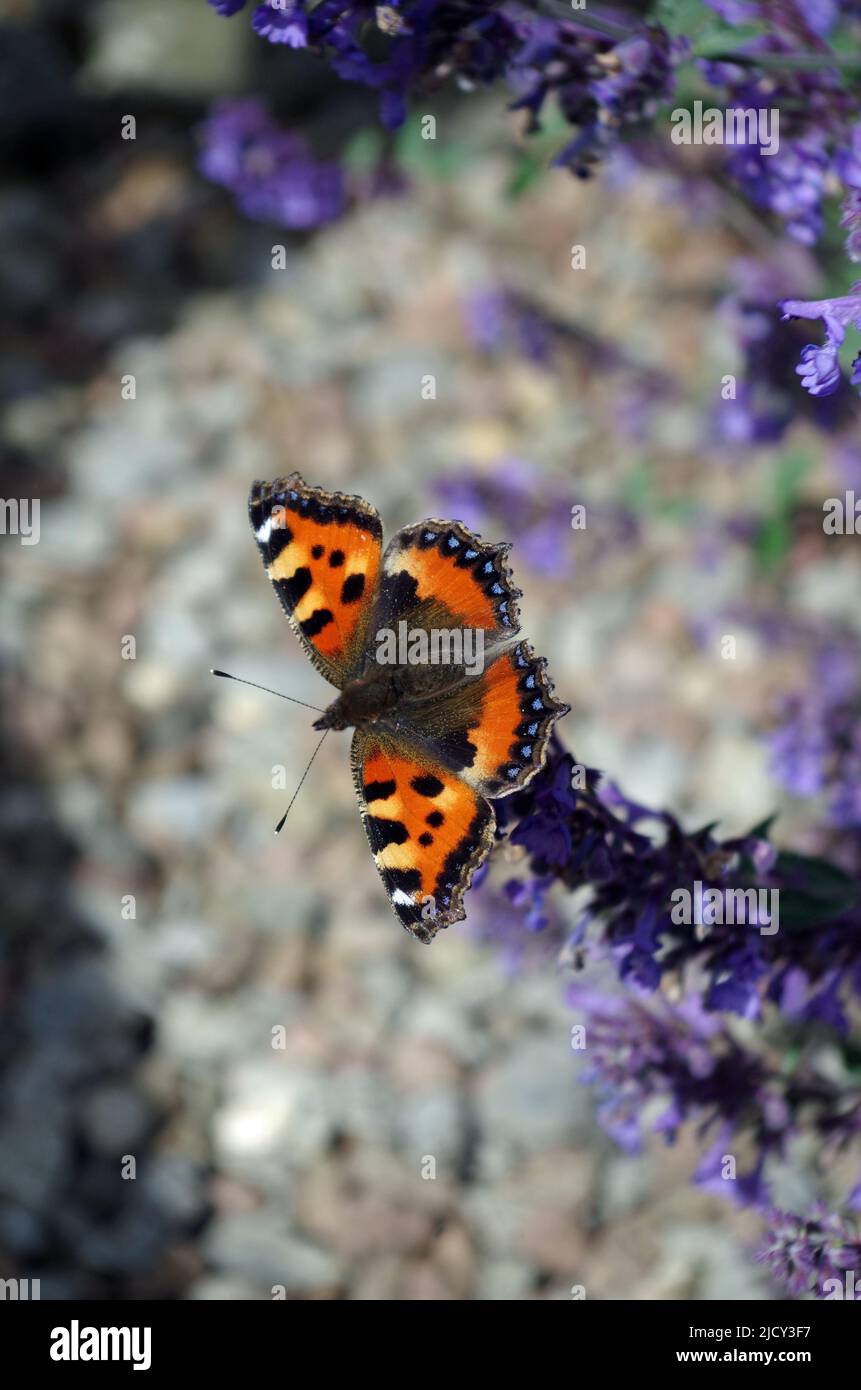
[249,473,382,687]
[352,730,495,943]
[396,639,570,798]
[373,518,522,643]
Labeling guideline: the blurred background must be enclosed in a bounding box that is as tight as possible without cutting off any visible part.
[1,0,859,1300]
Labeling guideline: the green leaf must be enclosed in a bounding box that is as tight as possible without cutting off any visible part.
[505,150,546,200]
[754,512,792,574]
[772,850,859,930]
[341,128,384,175]
[655,0,766,53]
[745,814,778,841]
[654,0,711,40]
[774,449,812,509]
[394,119,478,179]
[754,450,813,575]
[692,25,769,57]
[623,460,655,513]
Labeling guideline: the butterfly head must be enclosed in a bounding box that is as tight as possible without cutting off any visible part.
[312,668,403,733]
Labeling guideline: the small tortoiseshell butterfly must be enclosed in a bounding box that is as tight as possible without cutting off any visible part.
[249,473,569,944]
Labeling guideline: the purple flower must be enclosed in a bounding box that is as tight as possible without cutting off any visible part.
[434,460,638,583]
[730,135,830,247]
[796,340,842,396]
[695,1136,769,1206]
[324,1,520,130]
[781,285,861,343]
[240,160,344,226]
[222,0,684,169]
[781,284,861,398]
[510,18,682,177]
[837,124,861,259]
[568,983,773,1168]
[767,641,861,829]
[197,98,349,229]
[843,190,861,261]
[566,969,861,1208]
[713,253,853,444]
[463,287,554,365]
[698,1,853,247]
[251,2,308,47]
[495,733,861,1030]
[767,714,828,797]
[511,809,572,867]
[757,1207,861,1298]
[503,875,553,933]
[208,0,248,14]
[802,0,840,38]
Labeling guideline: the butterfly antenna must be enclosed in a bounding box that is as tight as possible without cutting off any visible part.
[210,669,325,715]
[274,729,330,835]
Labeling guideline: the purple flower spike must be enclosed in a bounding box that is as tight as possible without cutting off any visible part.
[757,1207,861,1299]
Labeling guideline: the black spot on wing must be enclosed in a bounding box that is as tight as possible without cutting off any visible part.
[279,566,312,607]
[267,522,293,560]
[433,729,478,771]
[300,609,333,639]
[383,867,422,896]
[410,774,444,798]
[380,569,419,613]
[364,779,396,802]
[341,573,365,605]
[311,544,324,559]
[418,832,434,847]
[368,816,409,848]
[426,810,444,827]
[329,549,345,568]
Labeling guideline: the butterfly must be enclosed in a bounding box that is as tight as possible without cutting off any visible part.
[249,472,569,944]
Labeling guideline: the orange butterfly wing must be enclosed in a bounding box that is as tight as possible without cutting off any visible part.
[394,640,570,799]
[249,473,382,686]
[375,518,521,639]
[352,731,495,942]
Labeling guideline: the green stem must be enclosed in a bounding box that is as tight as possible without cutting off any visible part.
[529,0,633,41]
[694,47,861,71]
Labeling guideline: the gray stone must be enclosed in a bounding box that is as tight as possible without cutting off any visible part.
[80,1084,153,1155]
[203,1211,341,1293]
[476,1035,592,1154]
[392,1090,467,1167]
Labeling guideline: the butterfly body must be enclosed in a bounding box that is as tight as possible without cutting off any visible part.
[312,667,404,731]
[249,473,569,943]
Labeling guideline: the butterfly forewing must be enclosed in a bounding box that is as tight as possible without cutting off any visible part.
[249,474,383,687]
[374,518,522,642]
